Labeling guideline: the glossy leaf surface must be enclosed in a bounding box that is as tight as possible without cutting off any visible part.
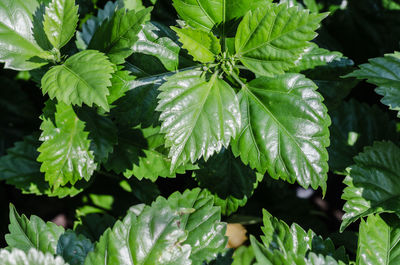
[84,198,191,265]
[235,3,326,76]
[341,141,400,231]
[157,70,241,169]
[88,8,151,64]
[0,249,68,265]
[357,214,400,265]
[41,50,114,111]
[43,0,79,49]
[37,102,96,188]
[346,52,400,117]
[232,74,330,192]
[172,0,272,31]
[5,205,64,254]
[0,0,51,70]
[166,189,227,264]
[172,27,221,63]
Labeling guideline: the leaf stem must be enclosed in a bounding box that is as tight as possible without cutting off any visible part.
[229,71,247,88]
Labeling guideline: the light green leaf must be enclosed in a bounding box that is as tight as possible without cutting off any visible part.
[88,8,152,64]
[328,99,398,172]
[5,204,64,254]
[157,70,241,169]
[0,134,86,198]
[232,246,255,265]
[56,231,94,265]
[306,253,342,265]
[172,27,221,63]
[357,214,400,265]
[119,0,145,11]
[341,141,400,231]
[84,198,191,265]
[43,0,79,49]
[41,50,114,111]
[235,3,327,76]
[288,43,343,73]
[107,67,135,105]
[172,0,273,31]
[166,189,227,264]
[346,52,400,117]
[232,74,330,192]
[0,0,52,70]
[0,248,68,265]
[37,102,96,188]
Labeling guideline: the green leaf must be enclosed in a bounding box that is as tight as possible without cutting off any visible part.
[166,189,227,264]
[80,1,118,46]
[132,22,182,72]
[341,141,400,231]
[346,52,400,117]
[195,148,257,199]
[76,107,118,163]
[172,0,273,31]
[103,128,145,174]
[250,210,347,264]
[157,70,241,169]
[56,231,94,265]
[122,126,197,182]
[328,99,399,172]
[75,214,116,242]
[0,134,86,198]
[5,204,64,254]
[41,50,114,111]
[357,214,400,265]
[232,246,255,265]
[84,198,191,265]
[288,43,343,73]
[43,0,79,49]
[260,209,312,257]
[232,74,330,192]
[172,27,221,63]
[305,58,357,110]
[88,8,152,64]
[0,0,52,70]
[0,248,68,265]
[107,67,135,105]
[235,3,327,76]
[37,102,96,188]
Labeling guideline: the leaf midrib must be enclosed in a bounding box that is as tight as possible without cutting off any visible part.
[243,85,320,180]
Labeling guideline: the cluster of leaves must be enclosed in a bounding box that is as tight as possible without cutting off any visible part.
[1,0,400,264]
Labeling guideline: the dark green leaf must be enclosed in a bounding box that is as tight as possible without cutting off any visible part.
[346,52,400,117]
[341,141,400,231]
[56,231,94,265]
[328,99,398,172]
[88,8,152,64]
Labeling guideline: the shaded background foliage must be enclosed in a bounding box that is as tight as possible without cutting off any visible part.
[1,0,400,260]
